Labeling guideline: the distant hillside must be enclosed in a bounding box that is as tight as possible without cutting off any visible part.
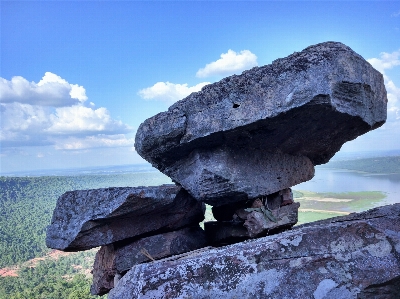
[0,172,171,298]
[322,156,400,174]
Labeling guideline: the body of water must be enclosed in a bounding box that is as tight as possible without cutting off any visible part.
[294,167,400,206]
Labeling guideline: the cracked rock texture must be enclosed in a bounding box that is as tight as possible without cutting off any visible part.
[135,41,387,206]
[91,226,207,295]
[205,202,300,245]
[108,203,400,299]
[46,185,204,251]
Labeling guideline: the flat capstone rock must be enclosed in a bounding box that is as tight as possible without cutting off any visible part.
[135,41,387,206]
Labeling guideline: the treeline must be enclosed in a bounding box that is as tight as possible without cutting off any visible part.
[0,251,99,299]
[323,156,400,174]
[0,172,170,268]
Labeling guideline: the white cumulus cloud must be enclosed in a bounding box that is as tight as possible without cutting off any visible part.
[0,72,87,107]
[196,49,258,78]
[391,10,400,17]
[368,50,400,74]
[368,49,400,120]
[0,73,133,149]
[46,106,129,135]
[138,81,210,103]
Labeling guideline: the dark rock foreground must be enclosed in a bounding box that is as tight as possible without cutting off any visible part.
[135,42,387,206]
[91,226,207,295]
[46,185,204,251]
[108,203,400,299]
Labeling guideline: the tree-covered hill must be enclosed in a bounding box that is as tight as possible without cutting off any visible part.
[322,155,400,173]
[0,172,171,268]
[0,171,171,298]
[0,250,97,299]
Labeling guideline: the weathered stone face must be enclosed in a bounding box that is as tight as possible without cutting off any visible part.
[135,42,387,206]
[167,147,314,206]
[205,202,300,245]
[91,226,207,296]
[46,185,205,251]
[108,203,400,299]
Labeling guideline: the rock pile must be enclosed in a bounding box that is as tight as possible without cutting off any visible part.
[46,185,206,295]
[46,41,388,297]
[134,41,386,245]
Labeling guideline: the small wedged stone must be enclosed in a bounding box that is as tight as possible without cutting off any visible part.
[243,202,300,237]
[205,202,299,245]
[91,226,207,296]
[212,188,293,221]
[108,203,400,299]
[46,185,205,251]
[135,41,387,206]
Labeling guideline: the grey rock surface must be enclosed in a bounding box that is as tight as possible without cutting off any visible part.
[91,226,207,295]
[108,203,400,299]
[211,189,290,221]
[46,185,204,251]
[167,147,314,206]
[205,202,300,245]
[135,42,387,206]
[243,202,300,237]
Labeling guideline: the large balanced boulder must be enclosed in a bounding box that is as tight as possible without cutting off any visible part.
[135,42,387,206]
[91,226,207,296]
[108,203,400,299]
[46,185,204,251]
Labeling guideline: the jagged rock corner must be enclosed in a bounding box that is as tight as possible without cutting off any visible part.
[44,41,394,298]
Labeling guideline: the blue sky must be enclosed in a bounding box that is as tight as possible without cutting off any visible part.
[1,1,400,173]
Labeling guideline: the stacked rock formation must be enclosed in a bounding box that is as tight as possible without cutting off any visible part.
[46,41,388,297]
[46,185,206,295]
[135,41,387,244]
[135,42,386,207]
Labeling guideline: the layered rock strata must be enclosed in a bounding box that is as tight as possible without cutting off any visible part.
[91,226,207,295]
[135,41,387,206]
[108,203,400,299]
[46,185,205,251]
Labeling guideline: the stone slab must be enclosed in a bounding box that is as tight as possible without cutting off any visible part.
[91,226,207,295]
[46,185,204,251]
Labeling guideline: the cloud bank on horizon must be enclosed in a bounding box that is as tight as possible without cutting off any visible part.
[1,47,400,172]
[0,72,134,150]
[2,49,400,154]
